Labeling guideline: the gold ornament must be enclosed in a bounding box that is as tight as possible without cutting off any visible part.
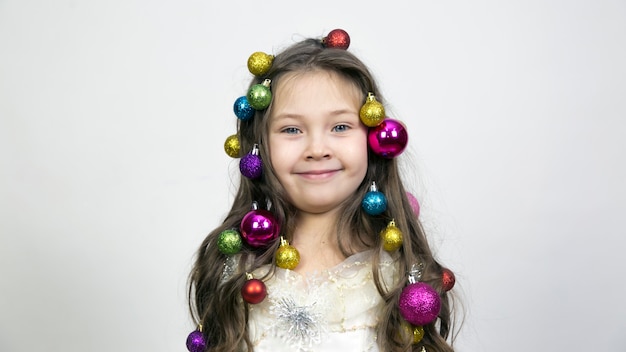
[400,323,424,344]
[275,237,300,270]
[224,134,240,158]
[247,52,274,76]
[359,92,385,127]
[380,219,403,252]
[412,325,425,344]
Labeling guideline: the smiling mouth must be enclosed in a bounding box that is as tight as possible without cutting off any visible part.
[296,169,340,179]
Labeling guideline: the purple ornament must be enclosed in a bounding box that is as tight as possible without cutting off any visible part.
[240,207,280,247]
[233,96,255,121]
[368,118,409,158]
[240,144,263,179]
[186,330,206,352]
[398,282,441,326]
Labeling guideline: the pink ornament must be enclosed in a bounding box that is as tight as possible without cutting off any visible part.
[240,208,280,247]
[368,118,408,158]
[406,192,420,218]
[398,282,441,326]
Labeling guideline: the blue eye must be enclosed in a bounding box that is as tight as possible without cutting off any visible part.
[332,124,350,132]
[281,127,301,134]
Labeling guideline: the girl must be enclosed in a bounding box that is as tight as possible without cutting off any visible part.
[187,29,459,352]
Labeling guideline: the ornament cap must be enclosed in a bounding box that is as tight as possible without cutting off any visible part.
[408,263,424,284]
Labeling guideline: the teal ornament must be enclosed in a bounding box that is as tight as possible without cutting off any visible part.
[217,229,243,255]
[233,96,255,121]
[361,182,387,215]
[247,79,272,110]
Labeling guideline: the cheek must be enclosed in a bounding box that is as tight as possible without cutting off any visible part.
[268,138,291,174]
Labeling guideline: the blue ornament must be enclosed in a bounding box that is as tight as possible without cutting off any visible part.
[233,96,255,121]
[362,182,387,215]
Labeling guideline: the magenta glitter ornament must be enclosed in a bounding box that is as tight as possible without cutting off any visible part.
[398,282,441,326]
[186,330,206,352]
[240,144,263,179]
[406,191,420,218]
[368,118,409,158]
[240,207,280,247]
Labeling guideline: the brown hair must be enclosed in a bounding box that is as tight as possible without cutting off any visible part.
[188,37,459,351]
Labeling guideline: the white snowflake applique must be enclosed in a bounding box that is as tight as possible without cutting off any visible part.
[270,296,326,350]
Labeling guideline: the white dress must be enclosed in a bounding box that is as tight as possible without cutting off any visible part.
[247,250,397,352]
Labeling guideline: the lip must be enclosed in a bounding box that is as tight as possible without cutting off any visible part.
[295,169,340,180]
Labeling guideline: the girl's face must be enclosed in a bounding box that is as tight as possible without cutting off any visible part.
[268,70,368,215]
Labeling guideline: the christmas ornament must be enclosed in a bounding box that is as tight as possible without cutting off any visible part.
[361,182,387,215]
[239,144,263,179]
[380,219,403,252]
[406,191,420,218]
[442,267,456,291]
[275,237,300,270]
[323,28,350,50]
[224,134,240,158]
[412,325,425,344]
[359,92,385,127]
[399,264,441,326]
[368,118,409,158]
[186,326,206,352]
[233,96,255,121]
[401,322,425,344]
[240,202,280,247]
[242,274,267,304]
[217,229,242,255]
[247,51,274,76]
[247,79,272,110]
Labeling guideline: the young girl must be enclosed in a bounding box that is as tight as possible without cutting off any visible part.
[187,29,459,352]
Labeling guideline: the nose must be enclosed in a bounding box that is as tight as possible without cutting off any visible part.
[305,133,331,160]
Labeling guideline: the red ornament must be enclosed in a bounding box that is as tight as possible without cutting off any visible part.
[442,268,456,291]
[323,29,350,49]
[241,278,267,304]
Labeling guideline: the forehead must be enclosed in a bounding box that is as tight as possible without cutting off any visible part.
[271,70,363,112]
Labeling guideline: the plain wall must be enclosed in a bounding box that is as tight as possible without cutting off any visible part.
[1,0,625,351]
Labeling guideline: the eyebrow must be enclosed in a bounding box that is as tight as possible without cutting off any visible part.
[272,108,357,121]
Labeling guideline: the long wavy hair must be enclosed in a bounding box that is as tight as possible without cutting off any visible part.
[188,37,459,351]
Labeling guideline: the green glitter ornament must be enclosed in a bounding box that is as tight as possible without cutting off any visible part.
[217,229,242,255]
[247,79,272,110]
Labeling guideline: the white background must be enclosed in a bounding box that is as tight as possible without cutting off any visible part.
[1,1,625,351]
